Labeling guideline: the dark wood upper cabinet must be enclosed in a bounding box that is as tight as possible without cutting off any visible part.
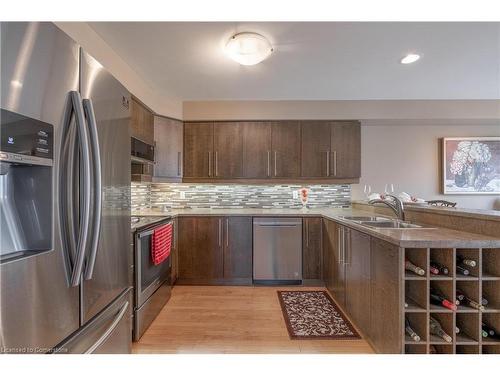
[301,121,331,177]
[303,217,323,280]
[330,121,361,178]
[154,116,183,180]
[177,216,223,282]
[214,122,244,178]
[223,217,252,282]
[271,121,301,178]
[242,122,272,178]
[130,97,154,145]
[184,122,214,178]
[181,120,360,182]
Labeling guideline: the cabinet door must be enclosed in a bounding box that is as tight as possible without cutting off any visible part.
[345,229,371,334]
[214,122,244,178]
[271,121,301,178]
[242,122,272,178]
[301,121,331,177]
[171,217,178,284]
[184,122,214,178]
[370,238,402,353]
[142,107,154,145]
[130,98,143,140]
[330,121,361,178]
[303,217,322,280]
[223,217,252,282]
[178,216,223,282]
[154,116,183,178]
[323,219,345,306]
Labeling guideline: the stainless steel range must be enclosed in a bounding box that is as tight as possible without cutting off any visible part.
[131,216,173,341]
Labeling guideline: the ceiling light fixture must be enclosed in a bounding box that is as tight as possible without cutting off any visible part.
[225,32,273,66]
[400,53,421,64]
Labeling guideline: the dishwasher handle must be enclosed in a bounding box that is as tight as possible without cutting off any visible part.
[255,223,300,228]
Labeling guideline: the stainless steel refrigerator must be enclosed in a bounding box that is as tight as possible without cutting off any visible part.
[0,22,132,353]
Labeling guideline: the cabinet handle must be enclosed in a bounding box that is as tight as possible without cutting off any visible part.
[326,151,330,177]
[337,227,342,264]
[333,151,337,176]
[274,151,277,176]
[215,151,218,177]
[344,229,350,265]
[218,218,221,247]
[208,151,212,177]
[306,220,309,246]
[267,150,271,177]
[177,151,181,176]
[226,218,229,247]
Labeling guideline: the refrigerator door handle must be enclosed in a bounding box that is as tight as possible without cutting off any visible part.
[82,98,102,280]
[59,91,92,286]
[84,301,129,354]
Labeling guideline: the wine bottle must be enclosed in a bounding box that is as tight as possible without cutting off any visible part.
[482,322,497,337]
[457,255,477,267]
[456,290,466,302]
[456,265,470,276]
[405,259,425,276]
[482,329,489,338]
[456,290,485,311]
[430,288,457,311]
[429,264,440,275]
[429,316,452,343]
[455,326,460,334]
[481,297,489,306]
[405,317,421,342]
[404,301,409,308]
[430,261,449,275]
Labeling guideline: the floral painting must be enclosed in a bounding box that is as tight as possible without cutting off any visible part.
[442,137,500,195]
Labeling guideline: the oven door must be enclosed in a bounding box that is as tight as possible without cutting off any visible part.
[135,225,171,307]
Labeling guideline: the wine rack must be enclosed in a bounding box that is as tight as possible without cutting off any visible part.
[403,247,500,354]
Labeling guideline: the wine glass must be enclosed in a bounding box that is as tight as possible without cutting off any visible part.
[363,184,372,199]
[384,183,394,195]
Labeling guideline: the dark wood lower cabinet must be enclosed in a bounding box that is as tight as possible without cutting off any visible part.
[302,217,322,280]
[369,237,402,353]
[323,219,345,307]
[178,216,223,283]
[223,217,252,284]
[177,216,252,285]
[345,229,371,336]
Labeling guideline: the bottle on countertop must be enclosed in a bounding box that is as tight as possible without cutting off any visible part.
[430,288,457,311]
[429,316,453,343]
[405,259,425,276]
[405,317,421,342]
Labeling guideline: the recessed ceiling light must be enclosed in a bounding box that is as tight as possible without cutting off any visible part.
[225,32,273,66]
[400,53,420,64]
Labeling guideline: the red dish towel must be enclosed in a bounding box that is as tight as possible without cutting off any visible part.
[151,223,172,265]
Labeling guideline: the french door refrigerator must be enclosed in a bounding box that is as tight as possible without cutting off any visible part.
[0,22,132,353]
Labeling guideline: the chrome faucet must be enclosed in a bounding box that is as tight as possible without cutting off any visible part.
[368,194,405,221]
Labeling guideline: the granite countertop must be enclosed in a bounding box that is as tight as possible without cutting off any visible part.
[131,207,500,248]
[352,200,500,222]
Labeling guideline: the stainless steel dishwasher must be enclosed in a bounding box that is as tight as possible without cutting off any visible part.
[253,217,302,284]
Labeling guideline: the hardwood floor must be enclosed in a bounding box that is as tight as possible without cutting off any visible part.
[132,286,374,354]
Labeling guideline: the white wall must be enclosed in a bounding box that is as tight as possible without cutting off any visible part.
[55,22,183,119]
[352,122,500,210]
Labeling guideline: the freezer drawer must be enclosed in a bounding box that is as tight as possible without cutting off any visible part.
[253,218,302,283]
[55,288,132,354]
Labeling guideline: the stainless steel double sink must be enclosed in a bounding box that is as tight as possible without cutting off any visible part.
[339,215,430,229]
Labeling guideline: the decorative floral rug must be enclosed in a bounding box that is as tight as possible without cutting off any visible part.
[277,291,361,339]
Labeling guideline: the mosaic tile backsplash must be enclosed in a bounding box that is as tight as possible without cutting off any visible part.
[131,182,351,211]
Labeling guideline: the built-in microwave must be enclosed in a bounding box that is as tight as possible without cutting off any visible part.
[131,137,154,163]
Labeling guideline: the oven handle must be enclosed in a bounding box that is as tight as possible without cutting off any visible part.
[137,220,173,238]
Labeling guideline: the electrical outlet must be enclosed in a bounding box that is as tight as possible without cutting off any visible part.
[292,190,299,199]
[179,191,186,199]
